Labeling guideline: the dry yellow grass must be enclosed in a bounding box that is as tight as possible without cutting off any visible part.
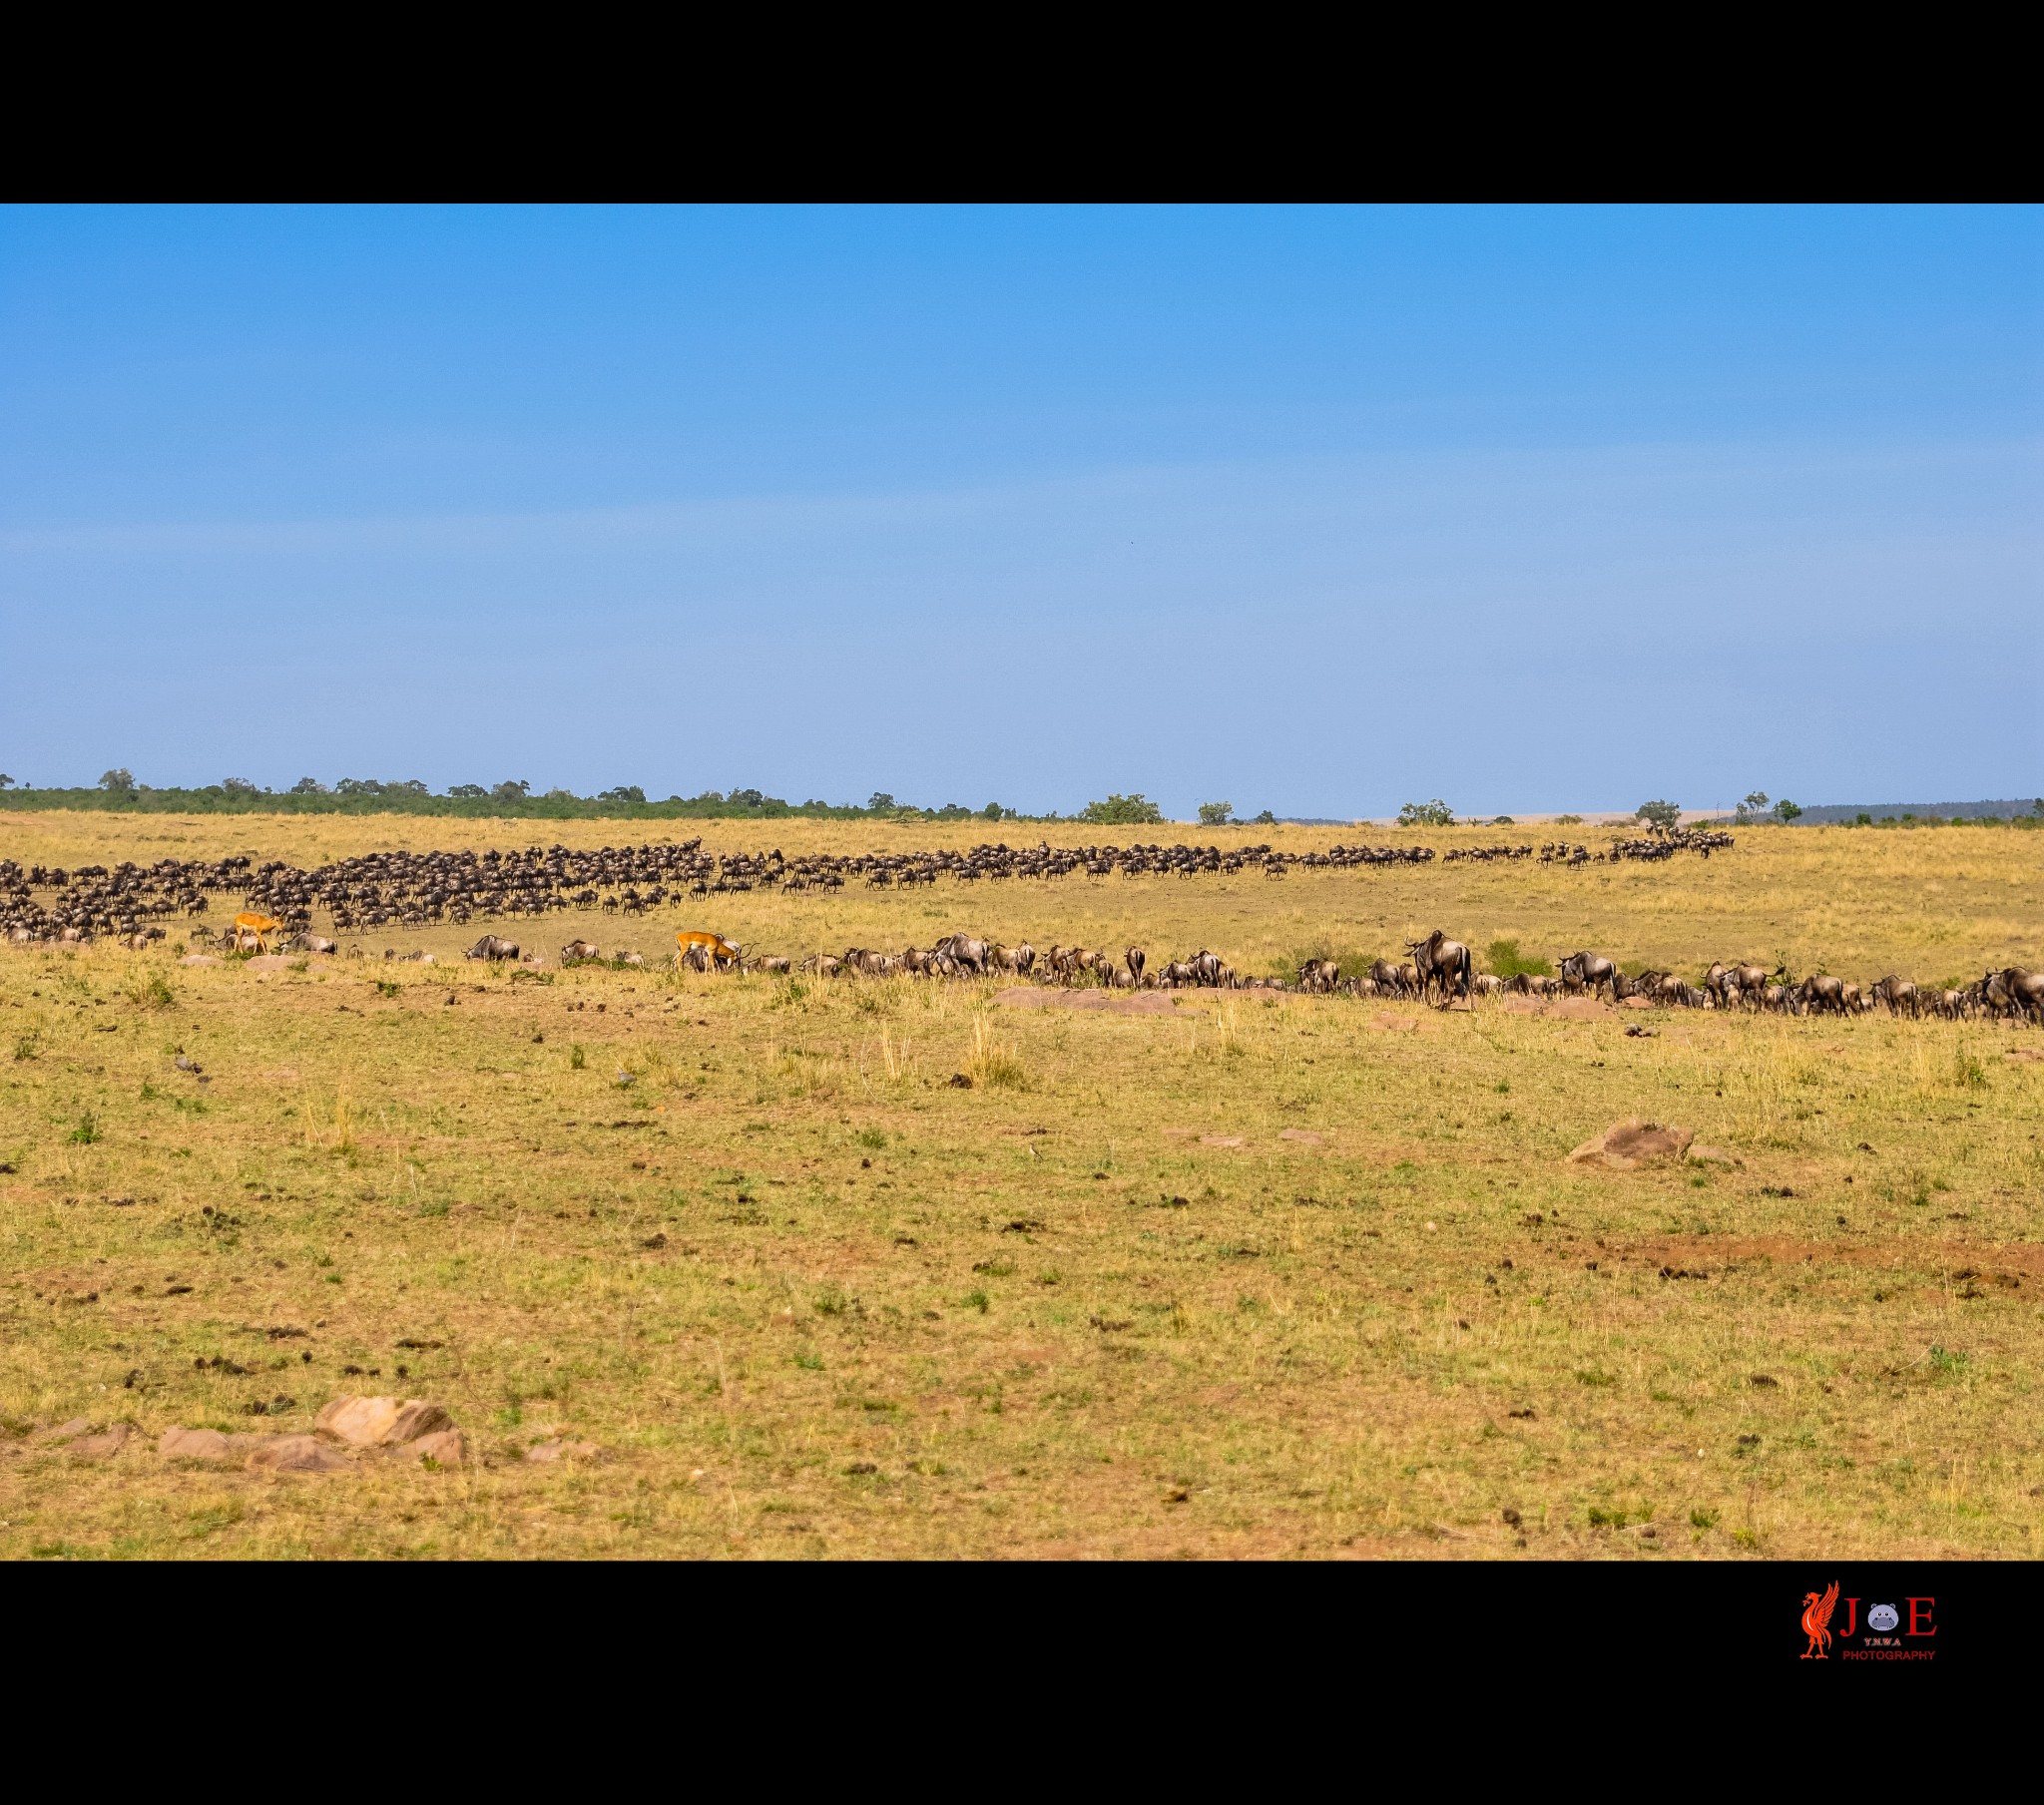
[2,814,2039,1559]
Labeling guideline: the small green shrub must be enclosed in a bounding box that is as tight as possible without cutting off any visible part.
[1487,938,1552,979]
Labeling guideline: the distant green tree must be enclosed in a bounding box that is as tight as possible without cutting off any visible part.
[1396,799,1454,826]
[598,785,646,804]
[1492,815,1515,825]
[491,779,531,802]
[0,775,14,789]
[982,801,1005,820]
[1081,793,1164,824]
[1635,799,1681,831]
[1253,809,1277,824]
[223,777,258,795]
[1554,813,1583,826]
[1198,801,1235,825]
[445,783,487,798]
[1774,798,1802,823]
[289,776,327,794]
[1737,790,1770,823]
[100,768,136,792]
[866,792,896,812]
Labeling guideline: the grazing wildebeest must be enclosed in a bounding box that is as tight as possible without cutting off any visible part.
[1471,973,1505,997]
[1126,946,1146,984]
[938,934,992,974]
[560,939,603,964]
[1506,972,1556,997]
[1297,958,1339,993]
[1368,958,1405,996]
[758,956,791,975]
[1408,931,1472,1005]
[465,934,520,962]
[1731,963,1776,1006]
[285,932,337,955]
[1801,973,1847,1015]
[1559,951,1618,1001]
[1160,959,1198,987]
[1997,967,2044,1025]
[1190,949,1227,988]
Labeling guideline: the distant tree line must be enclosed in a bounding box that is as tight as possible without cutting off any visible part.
[0,770,1212,823]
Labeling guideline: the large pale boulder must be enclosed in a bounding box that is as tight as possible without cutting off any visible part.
[316,1395,402,1445]
[316,1394,455,1448]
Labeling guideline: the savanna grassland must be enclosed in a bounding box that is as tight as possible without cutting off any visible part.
[2,812,2041,1560]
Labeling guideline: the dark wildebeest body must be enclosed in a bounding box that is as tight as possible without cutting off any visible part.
[1801,974,1847,1015]
[1368,958,1405,996]
[1408,930,1472,1004]
[465,934,519,962]
[1559,951,1617,1001]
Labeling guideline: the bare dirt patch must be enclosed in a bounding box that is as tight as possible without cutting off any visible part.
[993,988,1178,1016]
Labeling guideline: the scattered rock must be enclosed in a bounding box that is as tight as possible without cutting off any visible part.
[315,1393,456,1450]
[2007,1049,2041,1064]
[1567,1119,1695,1170]
[158,1427,232,1461]
[1278,1128,1324,1144]
[387,1400,452,1444]
[178,955,221,968]
[66,1424,135,1457]
[397,1429,465,1466]
[45,1417,93,1443]
[247,1435,353,1474]
[315,1395,402,1446]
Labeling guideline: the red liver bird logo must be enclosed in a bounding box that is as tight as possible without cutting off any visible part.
[1800,1581,1839,1658]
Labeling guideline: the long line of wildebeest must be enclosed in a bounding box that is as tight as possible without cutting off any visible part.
[1,834,2035,1026]
[0,826,1731,943]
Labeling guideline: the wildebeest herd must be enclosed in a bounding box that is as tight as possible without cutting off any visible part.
[4,839,2035,1026]
[460,921,2043,1028]
[0,825,1733,949]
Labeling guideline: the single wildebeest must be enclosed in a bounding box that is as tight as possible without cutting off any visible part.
[560,939,603,964]
[1559,951,1618,1001]
[1471,973,1505,997]
[1368,958,1405,996]
[1297,958,1339,994]
[1160,960,1198,988]
[1730,963,1776,1006]
[1997,966,2044,1025]
[933,933,991,974]
[1126,946,1146,983]
[758,956,790,975]
[1190,949,1226,988]
[285,932,337,955]
[1407,930,1472,1004]
[465,934,520,962]
[1801,973,1847,1015]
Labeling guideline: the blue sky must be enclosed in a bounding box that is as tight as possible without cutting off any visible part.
[2,206,2036,816]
